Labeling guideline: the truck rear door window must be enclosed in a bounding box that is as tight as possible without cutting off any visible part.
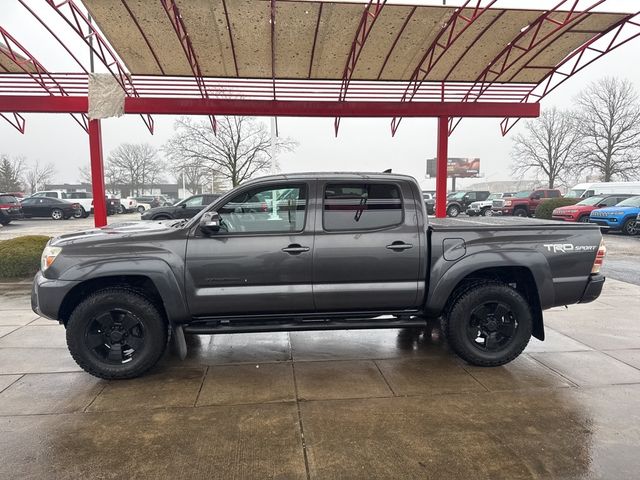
[323,183,402,231]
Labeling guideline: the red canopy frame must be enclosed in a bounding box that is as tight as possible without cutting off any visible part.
[1,0,638,226]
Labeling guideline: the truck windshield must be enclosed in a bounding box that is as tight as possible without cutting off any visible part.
[565,189,586,198]
[488,193,501,200]
[514,191,532,198]
[616,196,640,208]
[577,196,606,206]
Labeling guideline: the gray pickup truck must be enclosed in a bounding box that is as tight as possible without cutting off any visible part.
[32,173,606,379]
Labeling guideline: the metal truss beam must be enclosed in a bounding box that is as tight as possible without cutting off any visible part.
[450,0,606,135]
[45,0,154,134]
[334,0,386,136]
[0,112,26,133]
[391,0,497,136]
[500,11,640,135]
[0,26,88,132]
[160,0,216,133]
[0,95,540,119]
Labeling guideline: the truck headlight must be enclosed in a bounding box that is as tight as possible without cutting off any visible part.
[504,200,512,206]
[41,245,62,271]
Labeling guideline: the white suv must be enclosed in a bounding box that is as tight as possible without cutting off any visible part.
[466,192,514,217]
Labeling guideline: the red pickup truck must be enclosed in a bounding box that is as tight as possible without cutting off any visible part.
[492,189,561,217]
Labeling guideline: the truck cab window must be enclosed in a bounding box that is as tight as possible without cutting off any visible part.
[218,184,307,233]
[323,183,402,231]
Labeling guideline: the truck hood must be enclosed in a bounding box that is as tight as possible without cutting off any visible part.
[50,220,181,247]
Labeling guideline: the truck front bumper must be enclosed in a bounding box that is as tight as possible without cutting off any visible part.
[578,274,605,304]
[31,271,79,322]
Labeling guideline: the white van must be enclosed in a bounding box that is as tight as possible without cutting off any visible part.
[565,182,640,199]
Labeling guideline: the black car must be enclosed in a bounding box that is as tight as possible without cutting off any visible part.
[20,197,80,220]
[0,194,24,225]
[140,194,221,221]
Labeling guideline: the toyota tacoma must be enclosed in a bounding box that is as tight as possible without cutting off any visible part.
[31,173,606,379]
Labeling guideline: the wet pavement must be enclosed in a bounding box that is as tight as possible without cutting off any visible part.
[1,279,640,479]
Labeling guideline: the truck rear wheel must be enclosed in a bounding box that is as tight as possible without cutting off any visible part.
[66,288,168,379]
[447,205,460,217]
[442,282,532,366]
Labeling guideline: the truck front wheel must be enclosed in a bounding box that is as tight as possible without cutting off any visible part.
[442,283,532,366]
[66,288,168,379]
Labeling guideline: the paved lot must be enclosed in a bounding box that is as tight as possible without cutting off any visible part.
[0,213,140,240]
[1,279,640,479]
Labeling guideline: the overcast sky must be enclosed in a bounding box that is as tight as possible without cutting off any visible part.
[2,0,640,190]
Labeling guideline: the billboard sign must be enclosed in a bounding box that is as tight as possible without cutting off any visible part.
[426,157,480,178]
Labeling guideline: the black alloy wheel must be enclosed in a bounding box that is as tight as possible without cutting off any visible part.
[442,282,532,366]
[66,288,168,379]
[85,309,146,364]
[467,302,517,352]
[578,215,590,223]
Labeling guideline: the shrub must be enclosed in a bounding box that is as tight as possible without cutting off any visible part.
[0,235,50,279]
[534,198,580,219]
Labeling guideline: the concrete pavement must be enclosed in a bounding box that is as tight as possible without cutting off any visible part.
[1,279,640,479]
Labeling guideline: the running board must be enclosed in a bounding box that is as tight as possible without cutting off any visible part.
[183,316,427,335]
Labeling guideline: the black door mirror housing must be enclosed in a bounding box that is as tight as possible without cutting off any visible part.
[531,194,541,200]
[200,211,221,234]
[181,203,187,208]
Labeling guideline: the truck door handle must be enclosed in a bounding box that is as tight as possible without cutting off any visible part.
[282,244,310,254]
[386,242,413,251]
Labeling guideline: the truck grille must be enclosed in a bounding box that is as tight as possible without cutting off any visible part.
[492,199,504,208]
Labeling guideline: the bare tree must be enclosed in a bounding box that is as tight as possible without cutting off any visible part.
[164,116,296,188]
[108,143,164,195]
[24,159,56,194]
[78,162,125,195]
[575,77,640,181]
[0,154,25,192]
[511,107,582,189]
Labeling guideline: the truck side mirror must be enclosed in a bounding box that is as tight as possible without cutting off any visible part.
[199,211,221,234]
[531,194,541,200]
[181,203,187,208]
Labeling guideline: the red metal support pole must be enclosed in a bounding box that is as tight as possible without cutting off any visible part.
[88,119,107,227]
[435,116,448,219]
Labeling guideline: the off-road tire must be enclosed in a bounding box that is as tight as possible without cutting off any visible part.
[442,282,532,367]
[137,206,145,213]
[447,205,460,217]
[513,207,528,217]
[66,288,168,379]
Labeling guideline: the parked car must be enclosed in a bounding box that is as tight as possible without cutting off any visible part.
[444,191,491,217]
[20,197,80,220]
[29,190,92,218]
[134,196,158,212]
[589,195,640,235]
[32,172,606,379]
[466,192,514,216]
[141,194,221,221]
[565,182,640,199]
[90,197,121,216]
[0,193,24,225]
[492,189,561,217]
[118,197,139,214]
[552,194,634,223]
